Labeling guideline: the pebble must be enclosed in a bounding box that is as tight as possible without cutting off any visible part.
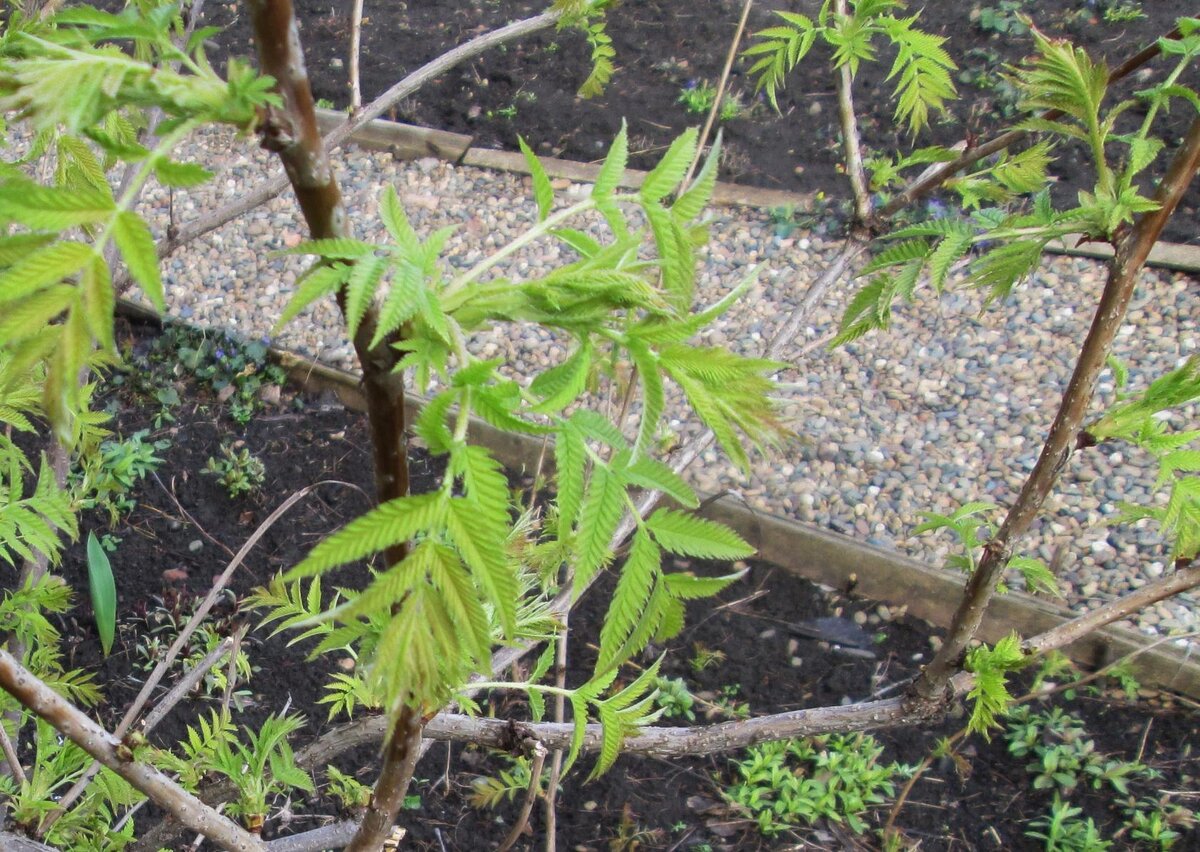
[120,126,1196,643]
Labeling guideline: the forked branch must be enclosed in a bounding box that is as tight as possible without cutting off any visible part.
[912,114,1200,703]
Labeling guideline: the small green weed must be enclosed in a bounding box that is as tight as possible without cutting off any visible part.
[79,430,171,523]
[204,443,267,498]
[689,643,726,673]
[325,765,371,811]
[1026,796,1111,851]
[152,325,286,425]
[975,1,1031,36]
[678,80,747,120]
[722,733,913,836]
[1101,1,1145,23]
[653,676,696,721]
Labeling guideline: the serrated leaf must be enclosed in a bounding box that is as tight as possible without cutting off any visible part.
[414,391,456,455]
[0,241,93,307]
[555,422,586,533]
[113,211,162,309]
[380,185,420,252]
[274,263,351,332]
[621,457,697,508]
[446,497,517,635]
[0,183,114,230]
[530,341,592,414]
[573,464,625,591]
[646,508,753,560]
[153,159,214,188]
[592,121,627,201]
[598,529,660,671]
[278,238,376,259]
[344,255,388,339]
[518,136,554,220]
[663,568,746,599]
[626,338,663,456]
[672,131,721,222]
[640,128,698,203]
[286,493,447,580]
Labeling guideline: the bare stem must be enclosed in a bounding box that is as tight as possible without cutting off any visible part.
[348,0,364,112]
[833,0,871,223]
[153,11,562,267]
[0,717,26,785]
[497,742,548,852]
[682,0,753,187]
[913,115,1200,702]
[345,705,424,852]
[0,650,265,852]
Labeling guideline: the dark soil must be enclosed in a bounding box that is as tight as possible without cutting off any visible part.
[200,0,1199,244]
[33,315,1200,850]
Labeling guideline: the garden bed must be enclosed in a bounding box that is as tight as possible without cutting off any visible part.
[43,315,1200,849]
[199,0,1200,245]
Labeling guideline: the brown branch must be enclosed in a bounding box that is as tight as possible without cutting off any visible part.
[833,0,871,224]
[912,114,1200,703]
[344,705,423,852]
[427,558,1200,757]
[1025,560,1200,659]
[0,717,26,785]
[497,741,547,852]
[0,832,57,852]
[0,650,265,852]
[265,820,362,852]
[876,27,1181,222]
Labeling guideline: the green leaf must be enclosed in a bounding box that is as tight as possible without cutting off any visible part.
[153,159,214,188]
[446,497,517,635]
[274,263,351,332]
[0,241,93,308]
[672,131,721,222]
[574,464,625,591]
[0,183,115,230]
[640,128,699,203]
[530,341,592,414]
[621,457,698,509]
[592,120,628,201]
[626,338,662,456]
[86,531,116,657]
[598,528,660,670]
[286,493,447,580]
[344,255,388,339]
[646,508,753,560]
[518,136,554,221]
[113,211,163,310]
[278,238,376,259]
[380,185,420,251]
[663,568,746,599]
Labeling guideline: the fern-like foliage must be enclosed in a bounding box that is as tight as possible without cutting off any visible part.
[1089,358,1200,561]
[553,0,615,98]
[261,128,780,759]
[744,0,957,133]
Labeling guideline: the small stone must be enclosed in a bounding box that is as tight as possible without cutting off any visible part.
[790,656,803,667]
[758,628,776,640]
[162,568,188,583]
[188,540,204,553]
[852,610,868,625]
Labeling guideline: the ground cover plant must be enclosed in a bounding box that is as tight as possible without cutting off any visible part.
[0,0,1197,850]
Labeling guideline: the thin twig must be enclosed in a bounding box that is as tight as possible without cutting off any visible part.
[0,718,26,785]
[39,484,350,837]
[152,472,237,559]
[682,0,753,187]
[497,741,547,852]
[150,11,563,268]
[0,650,265,852]
[348,0,364,112]
[914,116,1200,703]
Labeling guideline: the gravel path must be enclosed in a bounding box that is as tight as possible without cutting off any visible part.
[130,126,1198,642]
